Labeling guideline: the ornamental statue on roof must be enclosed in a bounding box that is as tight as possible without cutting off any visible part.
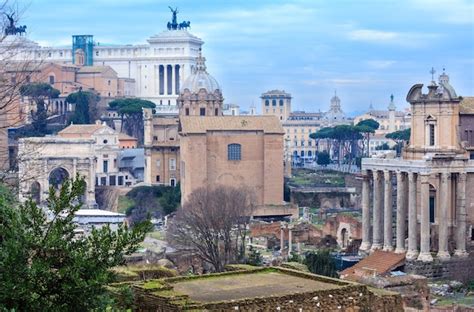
[4,12,27,36]
[167,7,191,30]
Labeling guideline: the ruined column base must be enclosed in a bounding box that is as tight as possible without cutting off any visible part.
[370,243,383,252]
[394,247,406,254]
[406,250,419,261]
[454,249,468,257]
[417,252,433,262]
[437,251,451,261]
[359,241,371,253]
[382,245,394,252]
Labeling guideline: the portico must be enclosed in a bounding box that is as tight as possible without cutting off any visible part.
[359,158,470,262]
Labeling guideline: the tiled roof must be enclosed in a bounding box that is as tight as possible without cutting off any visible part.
[58,124,104,137]
[340,250,406,282]
[118,133,137,141]
[77,66,116,75]
[460,97,474,114]
[180,116,285,134]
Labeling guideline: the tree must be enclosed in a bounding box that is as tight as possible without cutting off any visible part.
[304,249,338,278]
[386,128,411,155]
[316,151,331,166]
[0,177,152,311]
[108,98,155,144]
[247,246,263,266]
[356,119,379,157]
[375,142,391,150]
[19,82,60,136]
[168,186,256,272]
[66,90,100,124]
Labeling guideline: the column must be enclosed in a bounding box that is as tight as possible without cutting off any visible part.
[288,225,293,257]
[383,170,393,251]
[437,172,450,260]
[359,170,372,252]
[455,173,468,257]
[164,64,168,96]
[280,223,285,253]
[395,171,407,253]
[171,64,176,96]
[371,170,383,251]
[417,173,433,262]
[406,172,418,260]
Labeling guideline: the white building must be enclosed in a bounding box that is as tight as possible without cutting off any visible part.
[73,209,126,234]
[1,11,204,113]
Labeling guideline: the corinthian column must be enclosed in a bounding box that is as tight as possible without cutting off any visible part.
[437,172,450,260]
[383,170,393,251]
[455,173,468,257]
[371,170,383,251]
[359,170,371,252]
[395,171,407,253]
[406,172,418,260]
[417,173,433,262]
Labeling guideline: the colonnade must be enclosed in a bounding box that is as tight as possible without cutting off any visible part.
[359,170,468,262]
[157,64,182,96]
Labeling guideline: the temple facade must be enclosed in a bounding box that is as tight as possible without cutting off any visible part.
[360,72,474,262]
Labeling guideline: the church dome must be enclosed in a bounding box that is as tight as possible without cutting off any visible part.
[181,51,221,94]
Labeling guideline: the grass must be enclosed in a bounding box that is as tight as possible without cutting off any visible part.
[147,231,165,240]
[288,169,346,187]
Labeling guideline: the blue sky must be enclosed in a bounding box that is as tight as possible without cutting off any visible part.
[19,0,474,115]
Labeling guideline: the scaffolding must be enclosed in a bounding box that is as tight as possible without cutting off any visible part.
[72,35,94,66]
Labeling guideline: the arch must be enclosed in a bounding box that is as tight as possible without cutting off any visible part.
[308,150,312,157]
[300,150,305,157]
[341,228,348,248]
[30,181,41,204]
[48,167,70,189]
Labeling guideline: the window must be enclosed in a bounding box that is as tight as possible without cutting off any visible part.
[185,108,189,116]
[49,75,55,84]
[215,108,218,116]
[301,140,305,147]
[103,160,108,173]
[200,107,206,116]
[169,158,176,171]
[228,144,241,161]
[429,124,435,146]
[156,175,160,182]
[108,80,111,86]
[156,160,161,168]
[265,100,269,106]
[109,175,116,186]
[279,99,284,106]
[272,99,276,106]
[100,177,106,185]
[103,139,108,144]
[96,51,99,56]
[470,152,474,160]
[170,178,176,187]
[118,176,124,185]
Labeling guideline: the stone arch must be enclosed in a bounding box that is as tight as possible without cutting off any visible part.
[48,167,70,189]
[340,228,348,248]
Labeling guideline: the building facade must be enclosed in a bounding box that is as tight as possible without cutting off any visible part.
[2,10,203,111]
[360,73,473,263]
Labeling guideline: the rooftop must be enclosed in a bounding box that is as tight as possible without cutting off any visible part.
[74,209,125,217]
[179,116,285,134]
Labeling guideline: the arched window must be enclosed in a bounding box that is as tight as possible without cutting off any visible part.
[272,99,277,106]
[265,100,269,106]
[279,99,284,106]
[228,144,241,161]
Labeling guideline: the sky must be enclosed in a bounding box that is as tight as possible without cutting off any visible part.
[17,0,474,115]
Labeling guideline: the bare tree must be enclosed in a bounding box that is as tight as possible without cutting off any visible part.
[168,186,256,272]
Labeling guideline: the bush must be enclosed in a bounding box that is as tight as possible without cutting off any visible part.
[304,249,338,278]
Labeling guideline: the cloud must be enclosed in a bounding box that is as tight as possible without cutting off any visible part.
[366,60,396,69]
[347,28,440,47]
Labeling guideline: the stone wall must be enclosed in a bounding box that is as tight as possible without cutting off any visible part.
[405,253,474,282]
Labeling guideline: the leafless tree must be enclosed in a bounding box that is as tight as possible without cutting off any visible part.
[168,186,256,272]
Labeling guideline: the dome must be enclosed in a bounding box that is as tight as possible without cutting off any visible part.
[181,51,221,94]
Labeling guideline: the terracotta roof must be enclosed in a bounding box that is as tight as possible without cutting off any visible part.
[179,116,285,134]
[118,133,137,141]
[58,124,108,138]
[460,97,474,114]
[77,66,116,75]
[340,250,405,282]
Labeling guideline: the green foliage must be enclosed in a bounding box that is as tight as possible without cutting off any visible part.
[304,250,338,278]
[0,177,152,311]
[19,82,60,99]
[356,118,380,131]
[316,151,331,166]
[246,246,263,266]
[67,90,100,124]
[386,128,411,142]
[125,184,181,224]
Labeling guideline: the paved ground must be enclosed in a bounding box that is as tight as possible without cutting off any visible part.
[172,271,340,303]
